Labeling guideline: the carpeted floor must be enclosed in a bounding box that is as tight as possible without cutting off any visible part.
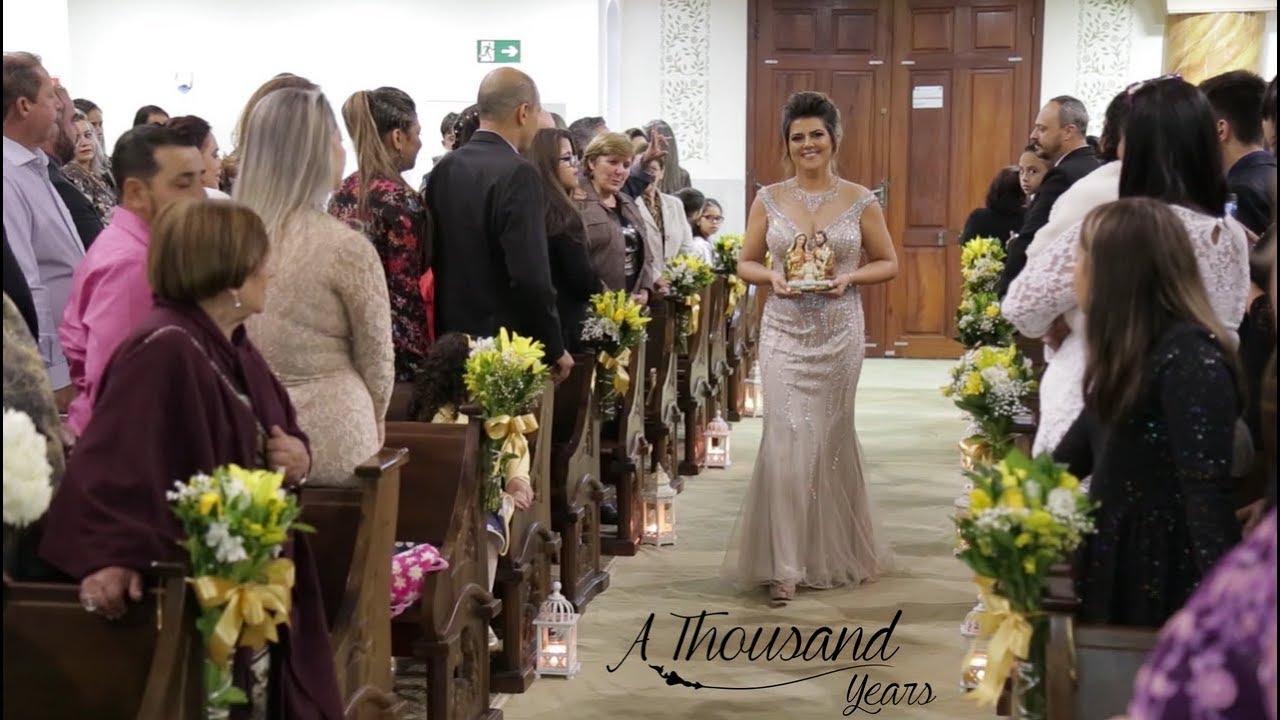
[498,359,990,720]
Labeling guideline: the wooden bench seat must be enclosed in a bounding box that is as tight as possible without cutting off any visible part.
[551,353,609,610]
[704,277,731,422]
[385,418,501,720]
[303,448,409,720]
[3,562,204,719]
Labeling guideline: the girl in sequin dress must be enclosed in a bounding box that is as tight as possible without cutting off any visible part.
[725,92,898,606]
[1053,198,1242,627]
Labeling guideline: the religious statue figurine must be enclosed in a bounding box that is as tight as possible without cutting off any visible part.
[784,231,836,291]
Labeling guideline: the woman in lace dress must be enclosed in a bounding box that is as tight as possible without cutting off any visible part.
[235,88,394,486]
[727,92,898,606]
[1004,77,1250,455]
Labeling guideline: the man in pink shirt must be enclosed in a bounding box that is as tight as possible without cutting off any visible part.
[59,125,206,436]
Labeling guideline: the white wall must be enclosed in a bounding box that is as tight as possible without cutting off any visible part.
[619,0,748,236]
[2,0,72,84]
[61,0,600,179]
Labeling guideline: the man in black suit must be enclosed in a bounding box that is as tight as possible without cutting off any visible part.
[998,95,1099,296]
[426,67,573,381]
[1201,70,1275,237]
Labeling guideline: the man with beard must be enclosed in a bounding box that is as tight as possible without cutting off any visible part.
[42,84,103,248]
[998,95,1099,295]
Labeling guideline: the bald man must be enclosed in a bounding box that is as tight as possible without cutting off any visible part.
[426,68,573,380]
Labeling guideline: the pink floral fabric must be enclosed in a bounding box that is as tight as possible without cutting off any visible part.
[390,542,448,617]
[1127,509,1277,719]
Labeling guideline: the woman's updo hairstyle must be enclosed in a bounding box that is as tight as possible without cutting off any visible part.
[781,92,841,143]
[780,91,842,168]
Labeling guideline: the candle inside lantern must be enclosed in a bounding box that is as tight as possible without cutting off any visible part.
[962,652,988,689]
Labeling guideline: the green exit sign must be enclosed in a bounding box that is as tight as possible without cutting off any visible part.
[477,40,521,64]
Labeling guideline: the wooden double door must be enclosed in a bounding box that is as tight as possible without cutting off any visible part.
[747,0,1043,358]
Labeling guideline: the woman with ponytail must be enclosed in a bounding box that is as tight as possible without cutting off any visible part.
[329,87,432,415]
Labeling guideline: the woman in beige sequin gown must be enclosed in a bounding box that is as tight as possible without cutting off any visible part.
[727,92,899,605]
[235,88,394,486]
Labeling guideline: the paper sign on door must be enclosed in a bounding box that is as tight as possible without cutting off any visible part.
[912,85,944,109]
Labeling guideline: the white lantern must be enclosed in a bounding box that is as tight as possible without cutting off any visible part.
[741,363,763,417]
[961,642,990,691]
[533,581,580,679]
[641,474,677,546]
[704,412,731,469]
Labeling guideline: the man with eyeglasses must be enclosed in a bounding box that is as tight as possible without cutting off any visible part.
[998,95,1100,296]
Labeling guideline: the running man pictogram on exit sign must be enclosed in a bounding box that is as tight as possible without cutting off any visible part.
[477,40,521,64]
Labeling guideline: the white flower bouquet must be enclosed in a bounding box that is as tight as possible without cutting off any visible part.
[3,408,53,529]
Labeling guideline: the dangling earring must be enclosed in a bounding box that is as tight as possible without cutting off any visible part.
[230,289,243,309]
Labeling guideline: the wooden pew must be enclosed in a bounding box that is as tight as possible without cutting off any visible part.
[645,297,684,493]
[551,353,609,610]
[723,285,752,421]
[302,449,409,720]
[490,383,560,693]
[1042,564,1159,720]
[677,285,715,476]
[385,418,502,720]
[600,337,651,557]
[3,562,204,719]
[704,277,731,423]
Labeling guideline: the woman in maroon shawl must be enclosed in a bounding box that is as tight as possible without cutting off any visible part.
[39,199,344,719]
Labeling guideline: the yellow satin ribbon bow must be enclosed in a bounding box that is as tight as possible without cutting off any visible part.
[725,276,746,317]
[684,296,701,336]
[190,558,295,666]
[599,349,632,395]
[485,413,538,470]
[966,576,1035,706]
[958,436,994,470]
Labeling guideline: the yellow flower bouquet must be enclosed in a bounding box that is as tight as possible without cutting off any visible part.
[954,450,1095,715]
[661,253,715,353]
[955,290,1015,349]
[582,290,651,420]
[712,233,743,275]
[464,328,550,512]
[960,236,1005,295]
[169,464,312,710]
[942,344,1037,459]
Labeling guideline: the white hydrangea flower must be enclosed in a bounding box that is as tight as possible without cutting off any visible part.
[205,521,248,564]
[1046,487,1076,518]
[3,408,54,527]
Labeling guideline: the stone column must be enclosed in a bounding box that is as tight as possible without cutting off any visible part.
[1163,12,1266,85]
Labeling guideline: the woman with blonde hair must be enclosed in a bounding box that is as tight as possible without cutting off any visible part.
[223,73,320,192]
[576,131,660,304]
[330,87,431,408]
[234,88,394,486]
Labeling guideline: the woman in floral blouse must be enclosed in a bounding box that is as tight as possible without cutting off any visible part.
[329,86,431,409]
[62,114,116,225]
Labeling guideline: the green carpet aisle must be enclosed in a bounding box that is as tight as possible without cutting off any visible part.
[498,359,990,720]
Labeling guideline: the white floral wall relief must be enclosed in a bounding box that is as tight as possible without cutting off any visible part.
[660,0,711,161]
[1075,0,1134,132]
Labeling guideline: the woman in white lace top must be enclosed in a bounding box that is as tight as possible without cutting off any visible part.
[1004,76,1251,455]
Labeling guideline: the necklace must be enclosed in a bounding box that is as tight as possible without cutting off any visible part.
[787,177,840,213]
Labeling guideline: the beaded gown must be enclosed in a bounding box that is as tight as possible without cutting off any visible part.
[726,180,893,591]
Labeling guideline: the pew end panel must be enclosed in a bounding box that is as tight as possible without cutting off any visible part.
[677,286,715,476]
[3,562,204,720]
[551,353,609,611]
[492,381,561,694]
[385,419,502,720]
[302,448,408,720]
[601,338,649,557]
[644,297,684,493]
